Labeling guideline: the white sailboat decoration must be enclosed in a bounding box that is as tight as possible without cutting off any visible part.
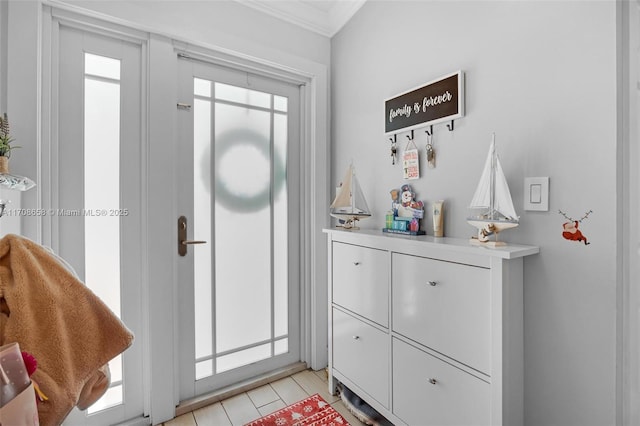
[467,133,519,247]
[330,163,371,230]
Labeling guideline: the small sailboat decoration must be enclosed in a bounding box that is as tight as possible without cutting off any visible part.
[467,133,519,247]
[330,163,371,230]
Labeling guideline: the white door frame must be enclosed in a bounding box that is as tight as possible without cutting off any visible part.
[618,1,639,424]
[37,3,329,424]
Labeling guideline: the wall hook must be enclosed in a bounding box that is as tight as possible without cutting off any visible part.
[425,125,433,136]
[447,120,455,131]
[406,129,414,141]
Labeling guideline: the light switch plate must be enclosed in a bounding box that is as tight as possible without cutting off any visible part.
[524,177,549,211]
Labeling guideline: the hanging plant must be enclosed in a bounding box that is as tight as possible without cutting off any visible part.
[0,113,20,158]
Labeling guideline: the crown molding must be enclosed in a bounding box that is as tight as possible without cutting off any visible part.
[234,0,366,37]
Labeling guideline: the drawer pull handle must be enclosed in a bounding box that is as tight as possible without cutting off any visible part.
[428,281,437,286]
[428,378,437,385]
[352,335,360,340]
[353,262,361,266]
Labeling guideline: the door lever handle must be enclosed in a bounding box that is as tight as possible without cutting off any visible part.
[178,216,207,256]
[181,240,207,246]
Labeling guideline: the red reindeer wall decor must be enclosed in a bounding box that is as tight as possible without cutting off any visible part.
[558,210,592,246]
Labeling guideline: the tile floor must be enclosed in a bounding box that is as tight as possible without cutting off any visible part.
[162,369,367,426]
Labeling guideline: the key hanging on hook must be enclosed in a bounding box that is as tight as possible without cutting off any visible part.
[390,137,398,165]
[426,132,436,169]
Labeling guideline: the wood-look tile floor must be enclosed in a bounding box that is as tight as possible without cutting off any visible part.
[162,369,367,426]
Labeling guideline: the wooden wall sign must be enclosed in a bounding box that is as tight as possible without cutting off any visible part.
[385,70,464,134]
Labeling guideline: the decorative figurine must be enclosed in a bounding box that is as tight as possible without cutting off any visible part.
[383,184,426,235]
[558,209,592,246]
[330,163,371,230]
[468,134,519,247]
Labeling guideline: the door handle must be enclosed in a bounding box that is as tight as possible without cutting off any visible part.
[181,240,206,245]
[178,215,207,256]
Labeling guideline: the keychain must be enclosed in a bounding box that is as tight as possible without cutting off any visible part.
[426,133,436,168]
[391,139,398,165]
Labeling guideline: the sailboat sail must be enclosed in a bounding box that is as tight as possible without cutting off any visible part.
[330,165,353,210]
[350,171,370,215]
[330,164,371,221]
[469,143,494,209]
[493,158,518,220]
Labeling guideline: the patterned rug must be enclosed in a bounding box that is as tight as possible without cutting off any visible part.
[245,393,350,426]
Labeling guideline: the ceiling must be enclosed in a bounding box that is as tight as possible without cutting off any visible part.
[233,0,367,37]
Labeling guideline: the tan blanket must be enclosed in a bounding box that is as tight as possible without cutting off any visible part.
[0,234,134,425]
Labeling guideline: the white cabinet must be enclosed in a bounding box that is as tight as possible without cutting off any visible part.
[325,229,539,426]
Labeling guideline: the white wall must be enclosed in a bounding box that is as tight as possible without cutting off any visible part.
[331,1,617,425]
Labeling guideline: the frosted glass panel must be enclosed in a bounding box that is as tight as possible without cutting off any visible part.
[215,103,271,354]
[193,78,289,379]
[88,384,122,414]
[215,82,270,109]
[83,53,122,408]
[217,344,271,374]
[108,354,122,383]
[194,98,213,362]
[85,53,120,80]
[84,77,121,314]
[274,339,288,356]
[274,96,288,112]
[196,360,213,380]
[194,78,211,97]
[273,113,288,337]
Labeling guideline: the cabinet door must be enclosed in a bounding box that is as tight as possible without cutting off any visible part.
[332,242,388,326]
[393,339,490,426]
[333,309,389,408]
[392,253,490,373]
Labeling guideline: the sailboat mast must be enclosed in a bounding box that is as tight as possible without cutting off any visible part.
[490,133,496,220]
[350,165,355,213]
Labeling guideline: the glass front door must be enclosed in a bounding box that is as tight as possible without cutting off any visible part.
[177,58,301,399]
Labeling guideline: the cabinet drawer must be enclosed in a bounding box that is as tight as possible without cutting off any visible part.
[392,253,490,373]
[393,338,490,426]
[332,242,388,326]
[333,308,389,408]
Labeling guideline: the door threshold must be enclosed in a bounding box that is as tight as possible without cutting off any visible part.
[175,361,308,416]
